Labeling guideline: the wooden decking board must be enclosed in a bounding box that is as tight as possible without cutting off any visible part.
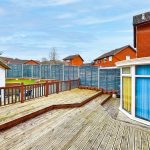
[0,89,99,125]
[141,131,149,150]
[0,89,102,131]
[46,110,97,150]
[66,113,108,150]
[104,122,121,150]
[126,126,134,150]
[52,107,106,150]
[120,125,130,150]
[1,95,150,150]
[86,115,113,150]
[97,120,118,150]
[20,103,100,150]
[3,105,93,148]
[70,113,110,150]
[111,122,126,150]
[79,114,110,150]
[134,129,142,150]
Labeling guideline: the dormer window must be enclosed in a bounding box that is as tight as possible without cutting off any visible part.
[66,60,70,63]
[126,56,130,60]
[104,58,107,63]
[109,56,112,61]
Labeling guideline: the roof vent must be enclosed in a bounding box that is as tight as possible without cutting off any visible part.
[142,13,145,20]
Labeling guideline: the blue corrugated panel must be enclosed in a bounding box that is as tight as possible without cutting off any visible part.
[79,67,86,85]
[7,64,23,78]
[41,65,51,79]
[51,65,63,80]
[23,64,32,78]
[33,65,40,78]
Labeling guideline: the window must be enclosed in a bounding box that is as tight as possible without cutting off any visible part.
[109,56,112,61]
[122,67,131,74]
[104,58,107,63]
[66,60,70,63]
[126,55,130,60]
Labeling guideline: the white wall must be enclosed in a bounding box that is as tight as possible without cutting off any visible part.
[0,67,5,87]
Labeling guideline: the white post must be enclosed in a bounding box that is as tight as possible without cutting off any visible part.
[22,64,24,78]
[131,66,135,117]
[78,67,80,79]
[1,89,4,104]
[120,68,123,110]
[63,65,65,81]
[50,65,51,79]
[98,67,100,89]
[40,64,42,79]
[32,65,34,78]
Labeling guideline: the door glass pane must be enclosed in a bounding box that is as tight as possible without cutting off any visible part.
[136,78,150,121]
[122,77,132,113]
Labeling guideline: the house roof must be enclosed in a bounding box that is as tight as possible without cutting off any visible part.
[0,58,10,69]
[63,55,84,61]
[94,45,136,61]
[0,57,40,64]
[133,11,150,25]
[24,60,40,64]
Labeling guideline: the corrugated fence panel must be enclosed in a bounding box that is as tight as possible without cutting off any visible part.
[33,65,40,78]
[91,67,98,87]
[79,66,86,85]
[7,64,23,78]
[41,65,51,79]
[80,66,98,87]
[99,68,120,93]
[64,66,79,80]
[23,65,32,78]
[51,65,63,80]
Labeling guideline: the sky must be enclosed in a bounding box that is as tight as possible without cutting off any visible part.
[0,0,149,62]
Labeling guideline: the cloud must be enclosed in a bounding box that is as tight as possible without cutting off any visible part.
[56,13,74,19]
[75,9,150,25]
[11,0,80,7]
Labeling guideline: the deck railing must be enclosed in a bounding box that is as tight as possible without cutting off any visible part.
[0,79,80,106]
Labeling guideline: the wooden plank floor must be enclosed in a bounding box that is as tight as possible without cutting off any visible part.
[0,89,98,125]
[0,96,150,150]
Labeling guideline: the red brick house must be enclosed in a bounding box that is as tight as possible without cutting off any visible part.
[63,55,84,66]
[93,45,136,67]
[133,12,150,58]
[0,57,40,65]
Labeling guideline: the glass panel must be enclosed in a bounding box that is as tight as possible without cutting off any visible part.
[122,67,130,74]
[122,77,132,113]
[136,65,150,75]
[136,78,150,121]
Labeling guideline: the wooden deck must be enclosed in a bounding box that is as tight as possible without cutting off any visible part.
[0,89,101,126]
[0,95,150,150]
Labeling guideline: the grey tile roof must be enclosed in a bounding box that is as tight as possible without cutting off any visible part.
[63,54,84,61]
[0,57,40,64]
[0,58,10,69]
[94,45,136,61]
[133,11,150,25]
